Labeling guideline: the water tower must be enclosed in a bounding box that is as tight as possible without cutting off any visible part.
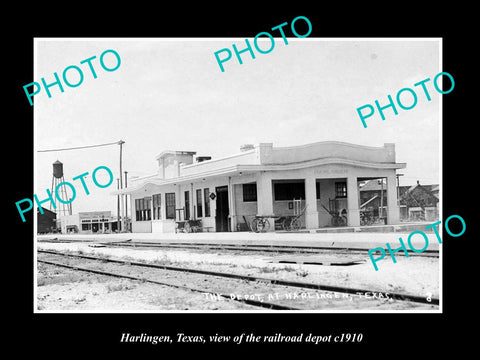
[51,160,72,216]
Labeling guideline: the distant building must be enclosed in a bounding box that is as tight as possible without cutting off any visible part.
[37,207,57,234]
[58,211,126,234]
[360,180,439,222]
[399,181,439,221]
[359,179,389,210]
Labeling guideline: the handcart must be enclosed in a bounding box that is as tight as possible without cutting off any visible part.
[275,199,306,232]
[176,219,202,233]
[321,198,348,227]
[280,202,307,231]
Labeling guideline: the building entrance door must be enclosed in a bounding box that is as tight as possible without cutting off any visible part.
[215,186,229,232]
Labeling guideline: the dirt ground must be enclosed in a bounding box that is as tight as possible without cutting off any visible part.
[37,262,257,311]
[36,242,440,312]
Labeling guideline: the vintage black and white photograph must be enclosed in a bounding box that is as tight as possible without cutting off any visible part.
[33,37,442,313]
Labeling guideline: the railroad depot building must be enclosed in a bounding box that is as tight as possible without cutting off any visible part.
[116,141,406,233]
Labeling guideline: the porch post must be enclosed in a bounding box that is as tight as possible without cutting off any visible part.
[256,172,275,232]
[346,176,360,226]
[175,185,181,221]
[386,173,400,224]
[305,176,319,229]
[228,176,237,232]
[189,183,194,221]
[161,193,167,220]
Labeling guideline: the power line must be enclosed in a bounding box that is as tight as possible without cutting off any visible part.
[37,140,123,153]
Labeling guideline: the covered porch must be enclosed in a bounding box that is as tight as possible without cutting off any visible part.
[231,164,404,232]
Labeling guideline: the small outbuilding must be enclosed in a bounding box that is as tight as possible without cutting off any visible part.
[400,181,439,221]
[37,207,57,234]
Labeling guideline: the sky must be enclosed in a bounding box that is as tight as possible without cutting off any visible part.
[34,38,441,215]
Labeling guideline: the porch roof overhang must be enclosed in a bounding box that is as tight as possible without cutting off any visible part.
[112,157,406,195]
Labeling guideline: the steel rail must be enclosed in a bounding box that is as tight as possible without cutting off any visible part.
[105,241,439,257]
[37,258,300,311]
[37,238,438,257]
[108,242,367,253]
[38,249,439,306]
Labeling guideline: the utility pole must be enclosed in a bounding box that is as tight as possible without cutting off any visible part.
[378,178,384,220]
[396,174,404,205]
[124,170,128,232]
[117,178,120,232]
[118,140,125,232]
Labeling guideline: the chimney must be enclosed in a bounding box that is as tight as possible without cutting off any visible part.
[196,156,212,163]
[240,144,254,152]
[384,143,395,162]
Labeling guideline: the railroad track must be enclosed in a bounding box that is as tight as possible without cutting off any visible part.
[38,238,439,257]
[37,249,439,310]
[38,253,291,311]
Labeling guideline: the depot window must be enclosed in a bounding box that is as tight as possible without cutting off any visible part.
[184,191,190,220]
[135,199,140,221]
[144,197,151,220]
[165,193,176,220]
[204,188,211,217]
[135,197,151,221]
[196,189,203,218]
[243,183,257,202]
[274,181,305,201]
[153,194,162,220]
[335,182,347,198]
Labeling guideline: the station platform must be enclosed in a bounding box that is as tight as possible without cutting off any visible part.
[37,221,442,251]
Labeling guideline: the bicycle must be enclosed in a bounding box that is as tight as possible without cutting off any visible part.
[282,216,303,231]
[251,216,271,233]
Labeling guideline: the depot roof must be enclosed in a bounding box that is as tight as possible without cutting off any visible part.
[113,140,406,196]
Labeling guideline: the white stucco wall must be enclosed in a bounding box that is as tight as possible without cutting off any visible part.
[124,142,403,233]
